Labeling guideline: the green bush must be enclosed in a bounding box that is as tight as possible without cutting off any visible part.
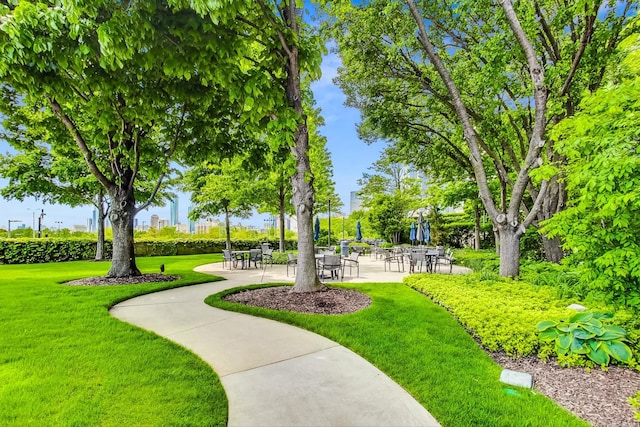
[537,312,634,367]
[405,273,639,367]
[0,239,113,264]
[629,391,640,421]
[0,238,298,263]
[453,248,499,272]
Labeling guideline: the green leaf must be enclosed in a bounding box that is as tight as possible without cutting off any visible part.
[573,329,596,340]
[603,341,633,363]
[570,312,593,323]
[587,343,610,366]
[536,320,558,331]
[539,329,559,341]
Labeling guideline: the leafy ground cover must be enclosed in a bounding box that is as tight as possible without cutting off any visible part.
[207,283,587,427]
[0,254,227,426]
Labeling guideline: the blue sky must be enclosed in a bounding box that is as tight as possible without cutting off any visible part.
[0,49,385,231]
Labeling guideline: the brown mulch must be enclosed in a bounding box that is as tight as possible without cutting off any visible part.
[64,273,179,286]
[223,286,371,315]
[491,352,640,427]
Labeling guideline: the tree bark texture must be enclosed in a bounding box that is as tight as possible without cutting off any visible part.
[474,201,481,251]
[107,187,140,277]
[95,190,106,261]
[279,183,286,253]
[224,207,232,252]
[498,225,522,278]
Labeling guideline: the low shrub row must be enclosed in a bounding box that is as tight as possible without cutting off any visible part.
[0,238,298,264]
[0,239,113,264]
[404,273,639,368]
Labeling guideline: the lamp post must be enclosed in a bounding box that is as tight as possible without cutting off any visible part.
[328,199,331,246]
[7,220,21,238]
[55,221,62,231]
[26,208,36,237]
[342,216,345,240]
[37,209,45,238]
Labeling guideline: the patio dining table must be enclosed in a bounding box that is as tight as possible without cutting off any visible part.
[231,250,251,269]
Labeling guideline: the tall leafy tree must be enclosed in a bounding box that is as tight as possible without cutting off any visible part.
[543,31,640,310]
[250,0,325,292]
[0,1,257,276]
[328,0,636,276]
[184,157,254,252]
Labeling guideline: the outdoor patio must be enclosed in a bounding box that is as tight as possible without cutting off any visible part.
[196,253,471,284]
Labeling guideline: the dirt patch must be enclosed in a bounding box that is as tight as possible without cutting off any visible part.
[222,286,371,315]
[65,274,179,286]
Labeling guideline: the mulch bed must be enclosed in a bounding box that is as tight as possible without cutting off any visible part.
[223,286,371,315]
[64,273,179,286]
[491,352,640,427]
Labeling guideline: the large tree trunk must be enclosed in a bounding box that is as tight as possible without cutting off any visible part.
[224,207,232,251]
[107,188,140,277]
[278,1,322,292]
[497,224,524,278]
[474,201,481,250]
[95,190,106,261]
[279,183,286,253]
[537,173,566,263]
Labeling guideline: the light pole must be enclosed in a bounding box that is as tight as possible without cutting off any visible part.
[7,220,21,238]
[38,209,45,238]
[26,208,36,237]
[328,199,331,246]
[342,216,345,240]
[55,221,62,231]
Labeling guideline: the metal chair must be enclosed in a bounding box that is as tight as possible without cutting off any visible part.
[262,248,274,267]
[319,254,342,280]
[248,249,262,268]
[222,250,235,270]
[342,252,360,278]
[286,253,297,276]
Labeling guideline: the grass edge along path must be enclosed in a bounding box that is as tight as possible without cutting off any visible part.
[0,254,227,426]
[207,282,588,427]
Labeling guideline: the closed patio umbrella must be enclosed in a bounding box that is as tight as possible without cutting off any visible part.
[409,222,416,245]
[416,213,425,244]
[356,221,362,241]
[314,217,320,241]
[424,219,431,244]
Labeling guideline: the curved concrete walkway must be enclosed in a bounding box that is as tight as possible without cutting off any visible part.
[111,257,445,426]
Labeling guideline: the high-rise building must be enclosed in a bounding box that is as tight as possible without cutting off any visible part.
[92,209,97,232]
[170,198,178,226]
[150,214,159,229]
[188,206,196,233]
[350,191,362,214]
[158,218,170,229]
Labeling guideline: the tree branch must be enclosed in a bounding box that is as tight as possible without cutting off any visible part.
[46,96,112,189]
[560,2,598,97]
[407,0,500,220]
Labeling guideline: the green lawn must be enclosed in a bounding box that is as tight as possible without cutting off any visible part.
[207,282,589,427]
[0,254,227,426]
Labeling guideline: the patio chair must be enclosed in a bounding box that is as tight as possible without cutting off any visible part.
[222,250,235,270]
[262,248,274,267]
[286,253,297,276]
[342,252,359,278]
[383,249,404,272]
[248,249,262,269]
[436,248,454,273]
[319,254,342,280]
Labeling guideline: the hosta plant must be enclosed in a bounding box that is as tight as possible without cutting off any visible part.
[537,312,633,366]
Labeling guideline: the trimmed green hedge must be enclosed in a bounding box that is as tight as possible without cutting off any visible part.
[0,239,113,264]
[0,238,298,264]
